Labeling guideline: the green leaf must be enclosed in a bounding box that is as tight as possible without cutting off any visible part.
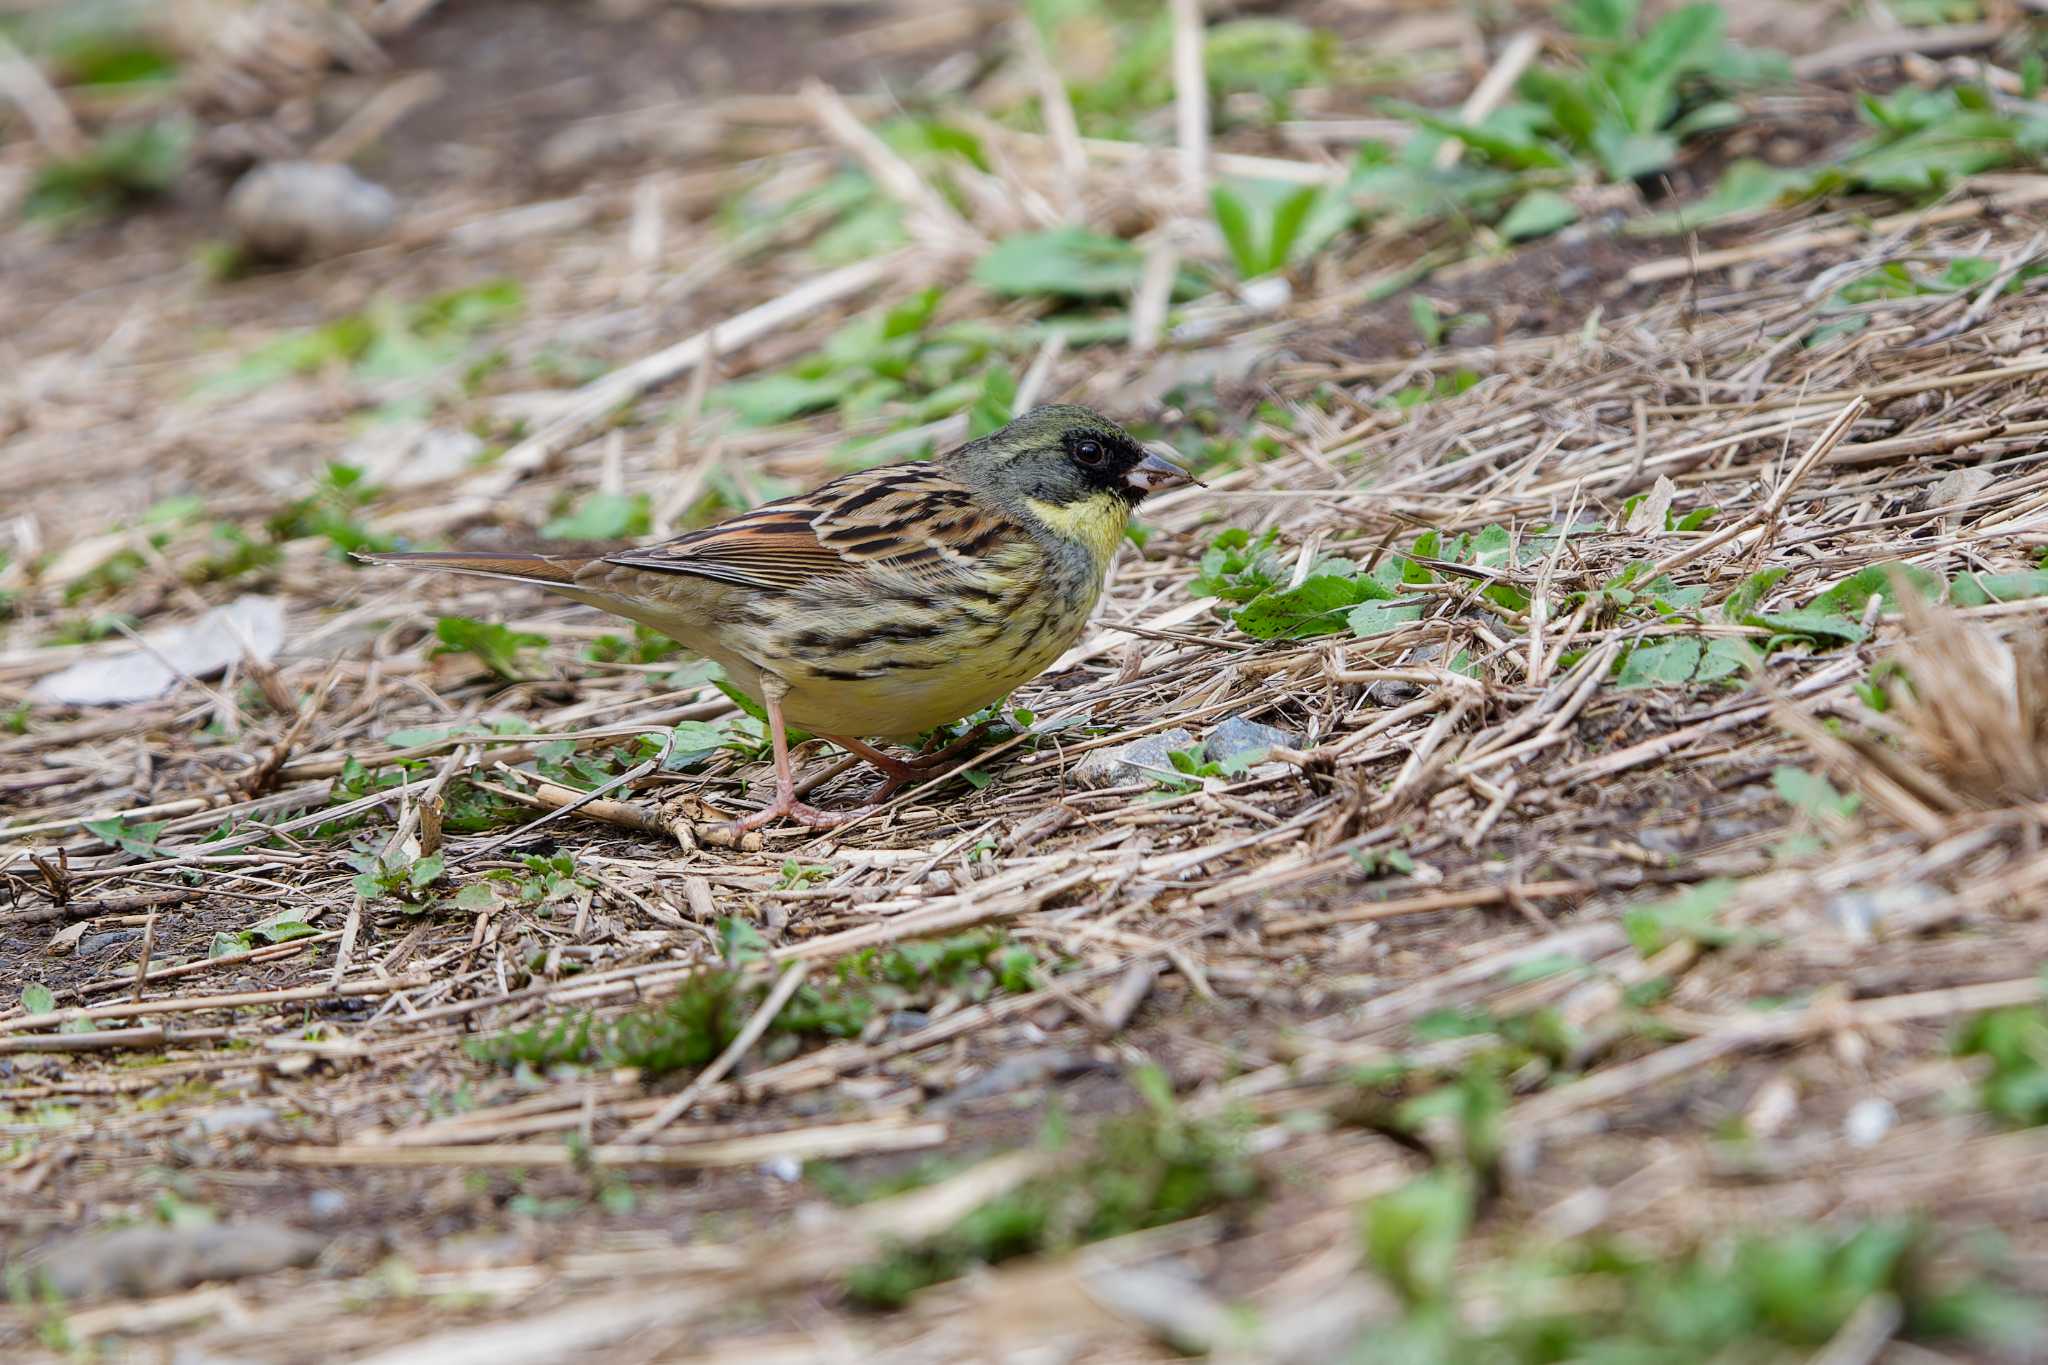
[1615,637,1702,688]
[541,491,651,541]
[1235,574,1388,640]
[1624,879,1739,956]
[1772,765,1861,821]
[1694,636,1761,682]
[1951,570,2048,607]
[1592,125,1679,180]
[21,984,56,1015]
[256,919,319,944]
[452,884,498,911]
[408,854,446,889]
[1348,599,1425,637]
[1721,567,1788,621]
[1758,609,1868,645]
[1361,1169,1472,1306]
[1844,110,2028,195]
[719,917,769,966]
[1499,189,1578,241]
[432,617,549,680]
[1809,562,1942,617]
[1562,0,1637,41]
[974,228,1147,298]
[83,817,168,859]
[1401,109,1570,171]
[1637,159,1814,233]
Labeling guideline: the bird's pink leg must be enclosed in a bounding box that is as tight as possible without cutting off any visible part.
[724,692,854,834]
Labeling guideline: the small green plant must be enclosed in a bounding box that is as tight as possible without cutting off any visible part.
[465,1013,594,1071]
[712,288,1028,441]
[1623,879,1749,956]
[1352,1201,2039,1359]
[82,816,167,859]
[779,860,832,890]
[844,1068,1258,1309]
[268,462,393,558]
[23,119,191,224]
[350,850,444,912]
[201,280,523,397]
[583,625,686,666]
[468,929,1045,1079]
[1954,989,2048,1126]
[1189,527,1438,641]
[208,914,319,959]
[1211,180,1317,279]
[432,617,548,681]
[542,491,652,541]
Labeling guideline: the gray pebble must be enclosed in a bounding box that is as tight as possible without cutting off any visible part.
[307,1189,348,1220]
[79,929,143,956]
[1071,729,1195,788]
[226,161,396,261]
[184,1104,278,1140]
[1824,883,1939,942]
[931,1050,1083,1111]
[1203,715,1300,767]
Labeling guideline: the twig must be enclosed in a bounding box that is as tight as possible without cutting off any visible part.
[1433,30,1542,170]
[1170,0,1208,203]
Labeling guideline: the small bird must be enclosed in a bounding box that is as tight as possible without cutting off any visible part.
[361,405,1197,833]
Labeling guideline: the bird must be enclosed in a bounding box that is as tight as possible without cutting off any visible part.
[360,404,1198,834]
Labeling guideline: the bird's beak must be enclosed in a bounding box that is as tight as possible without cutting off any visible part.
[1126,444,1202,494]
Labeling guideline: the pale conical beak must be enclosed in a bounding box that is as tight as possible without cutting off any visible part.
[1126,444,1202,494]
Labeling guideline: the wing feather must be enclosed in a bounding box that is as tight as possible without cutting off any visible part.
[603,463,1021,594]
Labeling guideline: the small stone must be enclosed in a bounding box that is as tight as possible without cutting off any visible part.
[184,1104,278,1139]
[887,1010,931,1036]
[31,1222,326,1301]
[307,1189,348,1220]
[1203,715,1300,767]
[226,161,397,261]
[1844,1098,1897,1149]
[1824,883,1939,942]
[1070,728,1195,789]
[760,1156,803,1183]
[932,1050,1083,1111]
[78,929,143,957]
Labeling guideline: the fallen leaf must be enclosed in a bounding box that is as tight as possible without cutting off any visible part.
[32,595,286,706]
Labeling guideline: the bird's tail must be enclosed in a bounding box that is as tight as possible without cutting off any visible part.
[353,550,593,589]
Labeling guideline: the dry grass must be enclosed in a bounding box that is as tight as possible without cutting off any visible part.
[5,1,2048,1360]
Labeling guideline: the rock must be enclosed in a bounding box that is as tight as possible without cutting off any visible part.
[1844,1098,1897,1149]
[1070,728,1194,789]
[32,1222,326,1301]
[32,595,286,707]
[932,1050,1084,1112]
[78,930,143,957]
[307,1189,348,1220]
[1824,882,1939,942]
[184,1104,278,1140]
[1367,643,1441,706]
[226,161,396,261]
[1203,715,1300,768]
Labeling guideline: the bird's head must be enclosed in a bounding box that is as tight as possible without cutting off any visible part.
[950,404,1199,566]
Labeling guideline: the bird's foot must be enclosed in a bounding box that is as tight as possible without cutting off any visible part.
[720,793,856,837]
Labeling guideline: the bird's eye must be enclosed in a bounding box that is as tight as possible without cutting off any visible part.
[1073,439,1105,466]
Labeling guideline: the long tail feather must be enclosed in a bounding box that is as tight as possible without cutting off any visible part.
[354,550,592,590]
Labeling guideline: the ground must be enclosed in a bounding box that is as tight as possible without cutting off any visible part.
[5,0,2048,1361]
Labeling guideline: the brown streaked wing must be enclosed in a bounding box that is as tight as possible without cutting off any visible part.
[601,462,1016,594]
